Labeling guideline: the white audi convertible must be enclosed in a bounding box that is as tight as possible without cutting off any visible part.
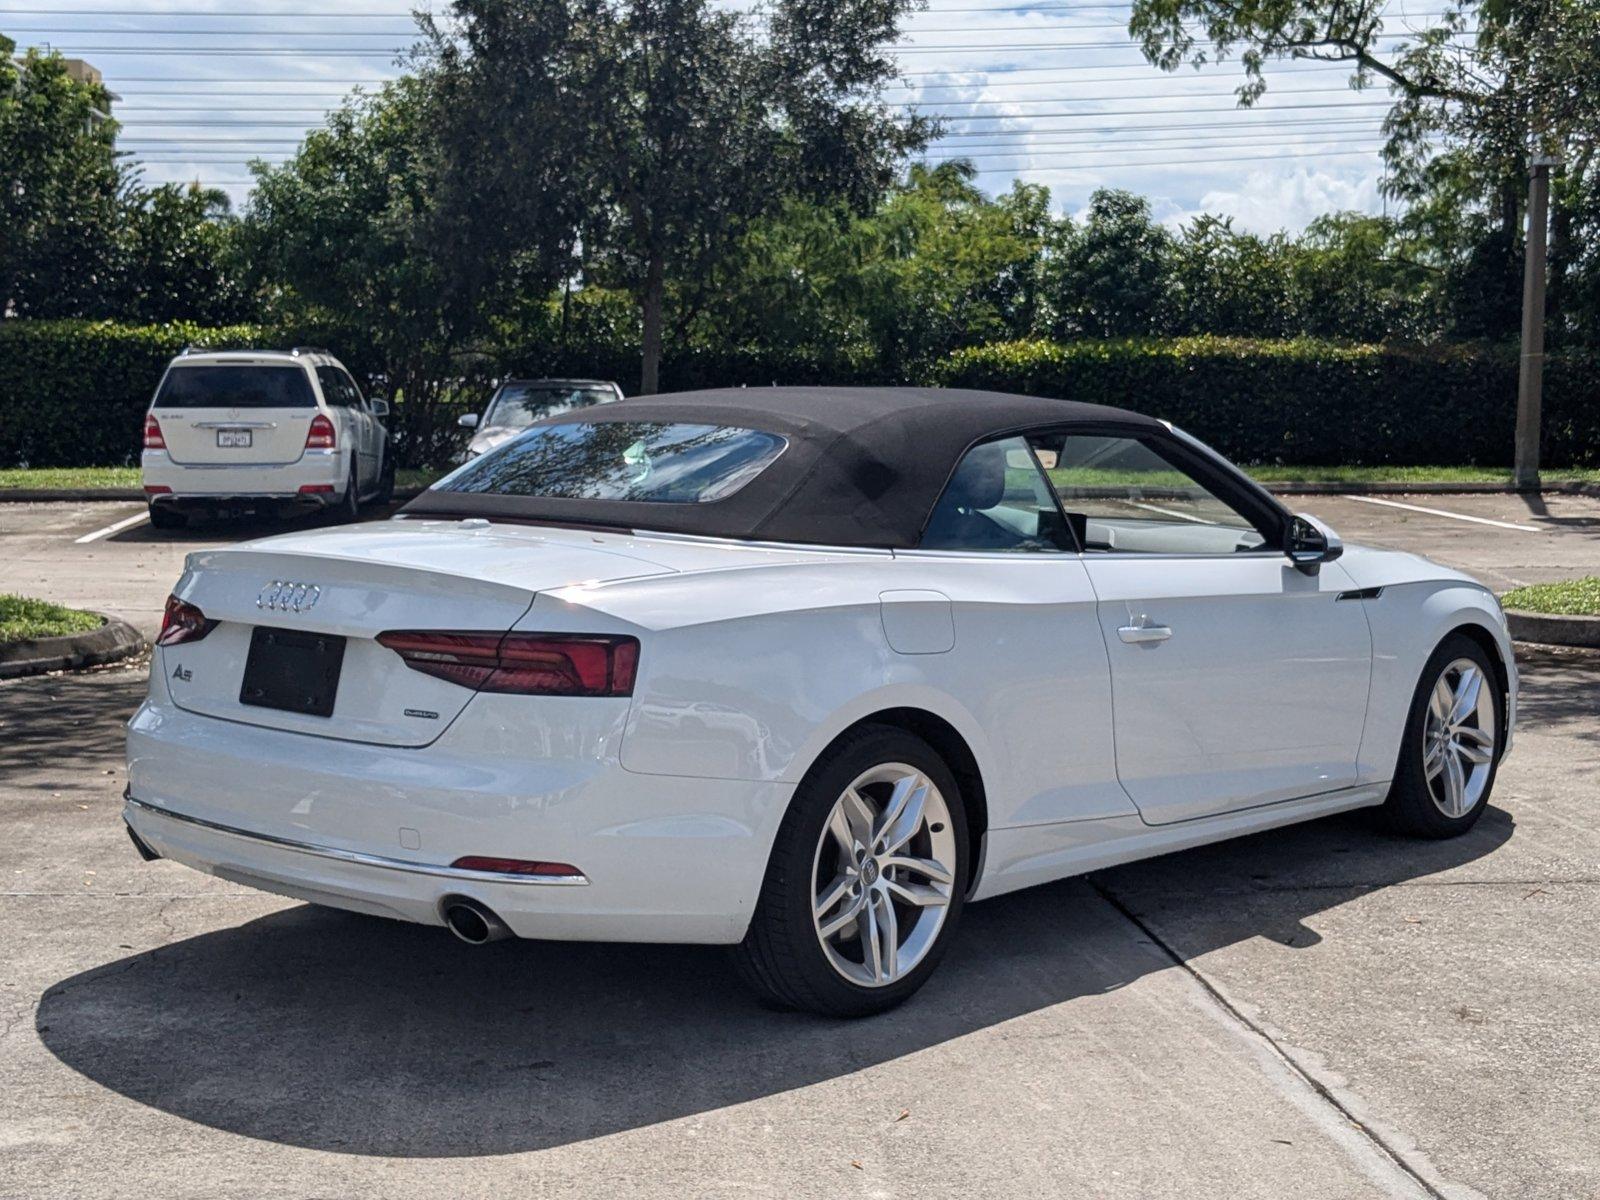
[125,387,1515,1015]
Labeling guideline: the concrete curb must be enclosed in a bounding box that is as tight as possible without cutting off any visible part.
[3,481,1596,503]
[0,615,147,679]
[1266,480,1600,496]
[1505,610,1600,649]
[0,488,149,502]
[0,487,427,503]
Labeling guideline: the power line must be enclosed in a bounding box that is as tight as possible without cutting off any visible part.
[102,67,1353,96]
[10,46,415,55]
[7,26,422,36]
[940,124,1382,149]
[118,116,1389,153]
[87,59,1379,82]
[946,140,1385,164]
[0,2,1132,12]
[8,28,1464,54]
[906,97,1395,120]
[934,115,1391,138]
[108,84,1387,112]
[961,146,1385,171]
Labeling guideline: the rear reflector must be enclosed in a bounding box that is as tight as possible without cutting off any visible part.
[143,414,165,450]
[451,856,585,879]
[297,483,335,494]
[143,484,172,495]
[376,631,640,696]
[305,413,336,450]
[157,593,216,647]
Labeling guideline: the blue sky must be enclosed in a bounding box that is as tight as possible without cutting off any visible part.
[3,0,1442,231]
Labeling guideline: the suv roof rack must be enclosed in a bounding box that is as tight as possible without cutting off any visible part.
[290,346,331,357]
[179,346,304,357]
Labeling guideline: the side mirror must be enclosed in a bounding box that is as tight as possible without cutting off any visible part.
[458,412,479,430]
[368,398,390,417]
[1285,513,1344,575]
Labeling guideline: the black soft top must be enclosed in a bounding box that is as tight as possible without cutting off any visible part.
[402,386,1167,548]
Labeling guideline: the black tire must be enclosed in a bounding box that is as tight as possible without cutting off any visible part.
[374,448,395,506]
[734,725,969,1017]
[146,502,185,531]
[1376,633,1504,838]
[335,461,361,522]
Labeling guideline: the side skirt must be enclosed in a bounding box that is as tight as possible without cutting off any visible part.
[970,783,1388,902]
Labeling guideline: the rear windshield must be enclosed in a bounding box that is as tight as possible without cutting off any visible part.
[154,365,316,409]
[482,383,615,428]
[434,421,787,504]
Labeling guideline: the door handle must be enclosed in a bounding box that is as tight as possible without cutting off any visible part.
[1118,617,1172,644]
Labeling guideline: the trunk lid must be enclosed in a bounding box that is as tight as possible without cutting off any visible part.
[163,520,675,746]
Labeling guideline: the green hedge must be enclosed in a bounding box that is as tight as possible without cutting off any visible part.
[0,320,267,467]
[934,337,1600,467]
[5,322,1597,468]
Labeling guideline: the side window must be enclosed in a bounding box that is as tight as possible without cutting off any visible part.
[920,436,1075,553]
[337,368,366,409]
[1028,433,1269,555]
[316,366,354,408]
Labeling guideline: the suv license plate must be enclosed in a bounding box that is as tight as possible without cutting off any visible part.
[217,429,252,448]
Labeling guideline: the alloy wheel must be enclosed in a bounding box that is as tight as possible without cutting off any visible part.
[1423,657,1497,818]
[810,762,958,988]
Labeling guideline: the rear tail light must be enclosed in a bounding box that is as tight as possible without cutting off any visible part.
[143,415,165,449]
[157,594,216,647]
[305,413,337,449]
[376,631,640,696]
[450,856,585,879]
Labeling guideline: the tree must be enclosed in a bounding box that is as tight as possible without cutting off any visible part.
[1042,189,1175,338]
[0,40,125,317]
[241,78,482,464]
[1127,0,1600,342]
[118,183,249,324]
[424,0,930,393]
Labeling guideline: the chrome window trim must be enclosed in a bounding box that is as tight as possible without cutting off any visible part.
[123,793,590,886]
[894,548,1288,562]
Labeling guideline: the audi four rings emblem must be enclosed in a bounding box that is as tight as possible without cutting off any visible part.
[256,581,321,613]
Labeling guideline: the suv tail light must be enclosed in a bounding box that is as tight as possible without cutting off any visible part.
[143,415,166,450]
[305,413,337,449]
[376,631,640,696]
[157,594,216,647]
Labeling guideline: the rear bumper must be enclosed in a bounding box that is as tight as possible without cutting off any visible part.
[124,690,794,944]
[150,492,336,517]
[124,792,597,932]
[142,449,347,511]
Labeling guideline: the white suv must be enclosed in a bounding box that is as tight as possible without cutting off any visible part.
[141,348,392,530]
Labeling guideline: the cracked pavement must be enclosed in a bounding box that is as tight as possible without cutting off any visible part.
[1,648,1596,1199]
[2,492,1599,1197]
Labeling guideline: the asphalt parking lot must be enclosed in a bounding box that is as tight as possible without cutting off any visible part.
[2,492,1598,1198]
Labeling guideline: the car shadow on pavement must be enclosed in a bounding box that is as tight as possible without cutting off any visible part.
[35,807,1511,1158]
[109,501,407,545]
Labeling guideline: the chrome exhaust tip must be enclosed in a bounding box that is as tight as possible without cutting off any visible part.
[441,897,511,945]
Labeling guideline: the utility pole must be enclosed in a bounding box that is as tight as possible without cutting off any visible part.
[1513,154,1562,489]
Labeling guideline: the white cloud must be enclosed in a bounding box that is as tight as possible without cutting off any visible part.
[1179,167,1387,233]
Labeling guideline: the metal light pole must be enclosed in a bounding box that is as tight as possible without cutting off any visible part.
[1513,154,1563,489]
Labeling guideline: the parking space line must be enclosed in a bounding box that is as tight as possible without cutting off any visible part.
[74,511,149,544]
[1340,494,1542,532]
[1124,499,1214,525]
